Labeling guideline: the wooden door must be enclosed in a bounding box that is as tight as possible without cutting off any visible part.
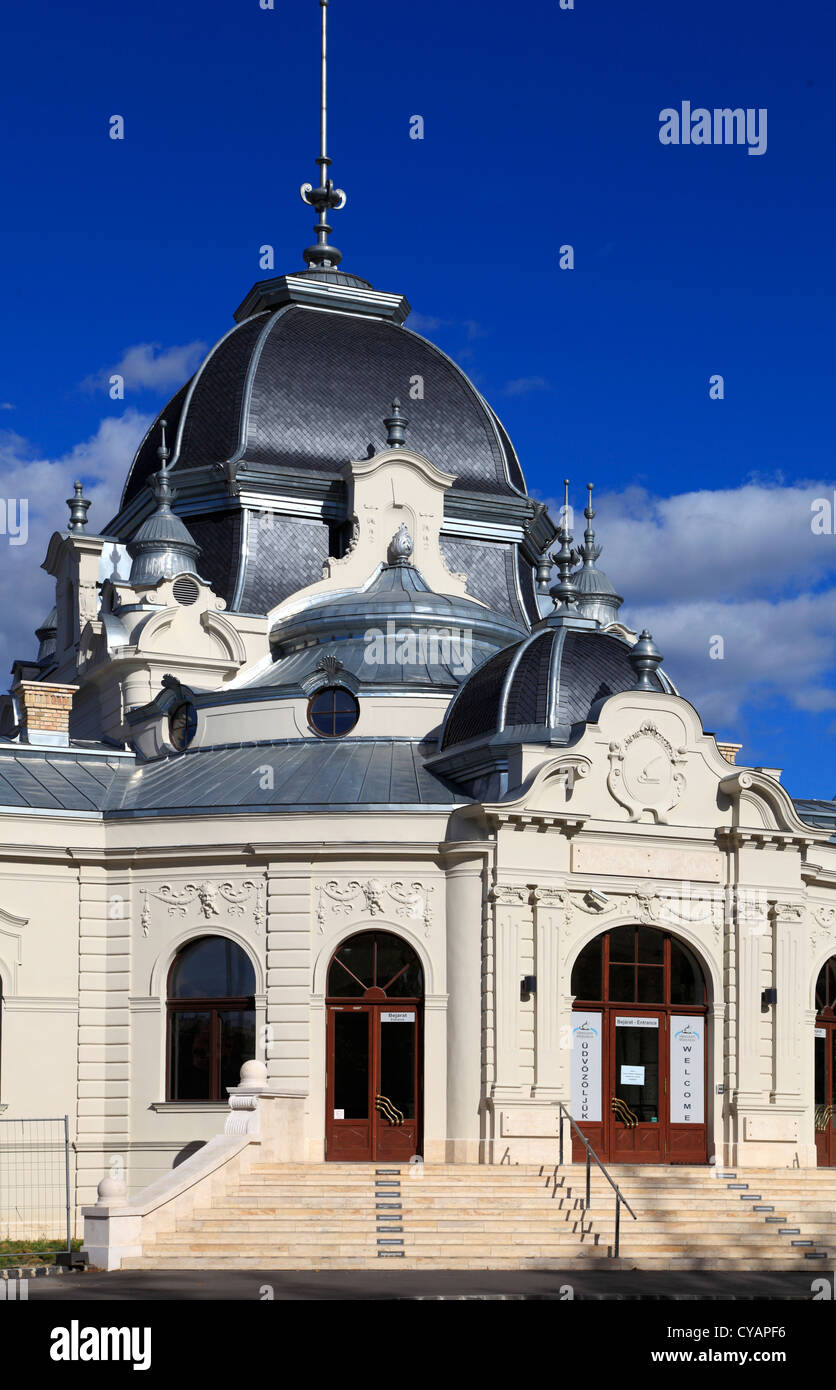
[608,1011,666,1162]
[326,1003,422,1161]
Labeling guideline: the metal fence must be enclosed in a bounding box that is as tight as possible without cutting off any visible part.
[0,1117,71,1262]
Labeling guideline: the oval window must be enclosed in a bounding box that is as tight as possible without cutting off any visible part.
[308,686,359,737]
[169,700,197,751]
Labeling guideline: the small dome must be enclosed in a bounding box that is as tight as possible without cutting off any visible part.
[440,625,673,751]
[249,561,525,695]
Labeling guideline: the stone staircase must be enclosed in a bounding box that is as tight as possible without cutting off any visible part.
[120,1162,836,1271]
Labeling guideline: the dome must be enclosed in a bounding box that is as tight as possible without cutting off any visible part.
[440,625,674,751]
[109,275,542,627]
[121,301,526,507]
[242,557,526,695]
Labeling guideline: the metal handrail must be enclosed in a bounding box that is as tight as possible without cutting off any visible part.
[557,1102,637,1258]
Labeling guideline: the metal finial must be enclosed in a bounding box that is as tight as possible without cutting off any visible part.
[383,397,409,448]
[300,0,347,271]
[66,480,91,533]
[577,481,602,566]
[156,418,170,468]
[629,630,663,690]
[548,478,579,613]
[152,419,174,510]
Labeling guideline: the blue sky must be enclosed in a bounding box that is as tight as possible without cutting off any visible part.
[1,0,835,795]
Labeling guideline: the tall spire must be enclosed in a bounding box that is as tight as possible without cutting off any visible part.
[548,479,579,615]
[300,0,346,272]
[571,481,624,626]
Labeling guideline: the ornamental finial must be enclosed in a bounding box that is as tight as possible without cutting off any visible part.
[577,482,602,566]
[152,419,174,510]
[629,630,664,690]
[66,480,91,533]
[299,0,346,271]
[384,397,409,448]
[548,478,579,614]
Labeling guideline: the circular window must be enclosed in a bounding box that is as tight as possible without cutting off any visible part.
[308,686,359,737]
[169,700,197,751]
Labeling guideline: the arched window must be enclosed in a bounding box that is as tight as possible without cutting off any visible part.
[327,930,423,1000]
[816,959,836,1018]
[167,937,256,1101]
[571,926,707,1007]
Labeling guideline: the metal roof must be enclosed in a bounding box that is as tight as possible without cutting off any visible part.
[0,740,459,817]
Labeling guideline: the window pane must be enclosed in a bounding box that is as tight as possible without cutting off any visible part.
[614,1023,660,1123]
[377,935,423,997]
[609,963,635,1002]
[670,939,702,1005]
[170,937,255,999]
[331,933,375,992]
[334,1011,369,1118]
[327,956,366,997]
[636,966,664,1003]
[571,937,602,1000]
[609,926,636,962]
[637,928,663,963]
[380,1014,416,1120]
[169,1011,212,1099]
[219,1009,256,1097]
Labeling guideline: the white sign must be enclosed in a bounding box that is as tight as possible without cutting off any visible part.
[670,1015,704,1124]
[571,1014,602,1123]
[615,1016,659,1029]
[381,1011,412,1023]
[815,1028,827,1039]
[621,1065,645,1086]
[333,1109,344,1119]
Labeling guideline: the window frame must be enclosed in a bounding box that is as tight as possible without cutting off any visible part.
[165,938,255,1102]
[307,685,360,739]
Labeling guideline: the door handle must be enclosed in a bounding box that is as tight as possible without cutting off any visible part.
[611,1097,638,1127]
[375,1094,404,1126]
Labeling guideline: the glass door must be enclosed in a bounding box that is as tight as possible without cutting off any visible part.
[327,1006,372,1159]
[814,1025,836,1166]
[608,1012,665,1161]
[376,1007,420,1161]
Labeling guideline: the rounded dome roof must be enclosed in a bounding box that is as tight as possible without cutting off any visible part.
[121,303,527,508]
[245,561,525,695]
[440,625,673,750]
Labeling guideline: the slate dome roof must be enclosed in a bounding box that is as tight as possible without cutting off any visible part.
[440,625,675,751]
[121,304,527,508]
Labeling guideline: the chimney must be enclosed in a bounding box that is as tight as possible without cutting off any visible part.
[12,680,78,748]
[716,740,742,765]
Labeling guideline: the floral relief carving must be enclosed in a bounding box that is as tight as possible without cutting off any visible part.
[316,878,435,937]
[141,880,264,935]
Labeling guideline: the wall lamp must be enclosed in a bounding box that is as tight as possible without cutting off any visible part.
[521,976,537,999]
[761,988,777,1007]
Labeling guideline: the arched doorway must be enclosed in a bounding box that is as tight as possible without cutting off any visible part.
[814,958,836,1165]
[571,925,709,1164]
[326,930,423,1162]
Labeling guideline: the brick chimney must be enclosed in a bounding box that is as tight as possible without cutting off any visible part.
[716,740,743,765]
[12,680,78,748]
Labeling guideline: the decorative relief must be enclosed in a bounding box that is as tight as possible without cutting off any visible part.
[607,721,687,823]
[316,878,435,937]
[140,880,264,937]
[488,884,530,907]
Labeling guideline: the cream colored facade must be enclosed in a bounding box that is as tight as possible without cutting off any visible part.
[2,438,836,1239]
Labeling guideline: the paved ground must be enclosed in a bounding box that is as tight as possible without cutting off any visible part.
[15,1268,825,1299]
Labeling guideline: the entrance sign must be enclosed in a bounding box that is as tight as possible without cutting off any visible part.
[615,1016,659,1029]
[670,1015,704,1123]
[816,1027,826,1039]
[381,1012,412,1022]
[571,1014,602,1123]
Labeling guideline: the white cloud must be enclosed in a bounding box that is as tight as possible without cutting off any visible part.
[539,480,836,734]
[407,312,445,334]
[82,341,206,394]
[0,411,152,675]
